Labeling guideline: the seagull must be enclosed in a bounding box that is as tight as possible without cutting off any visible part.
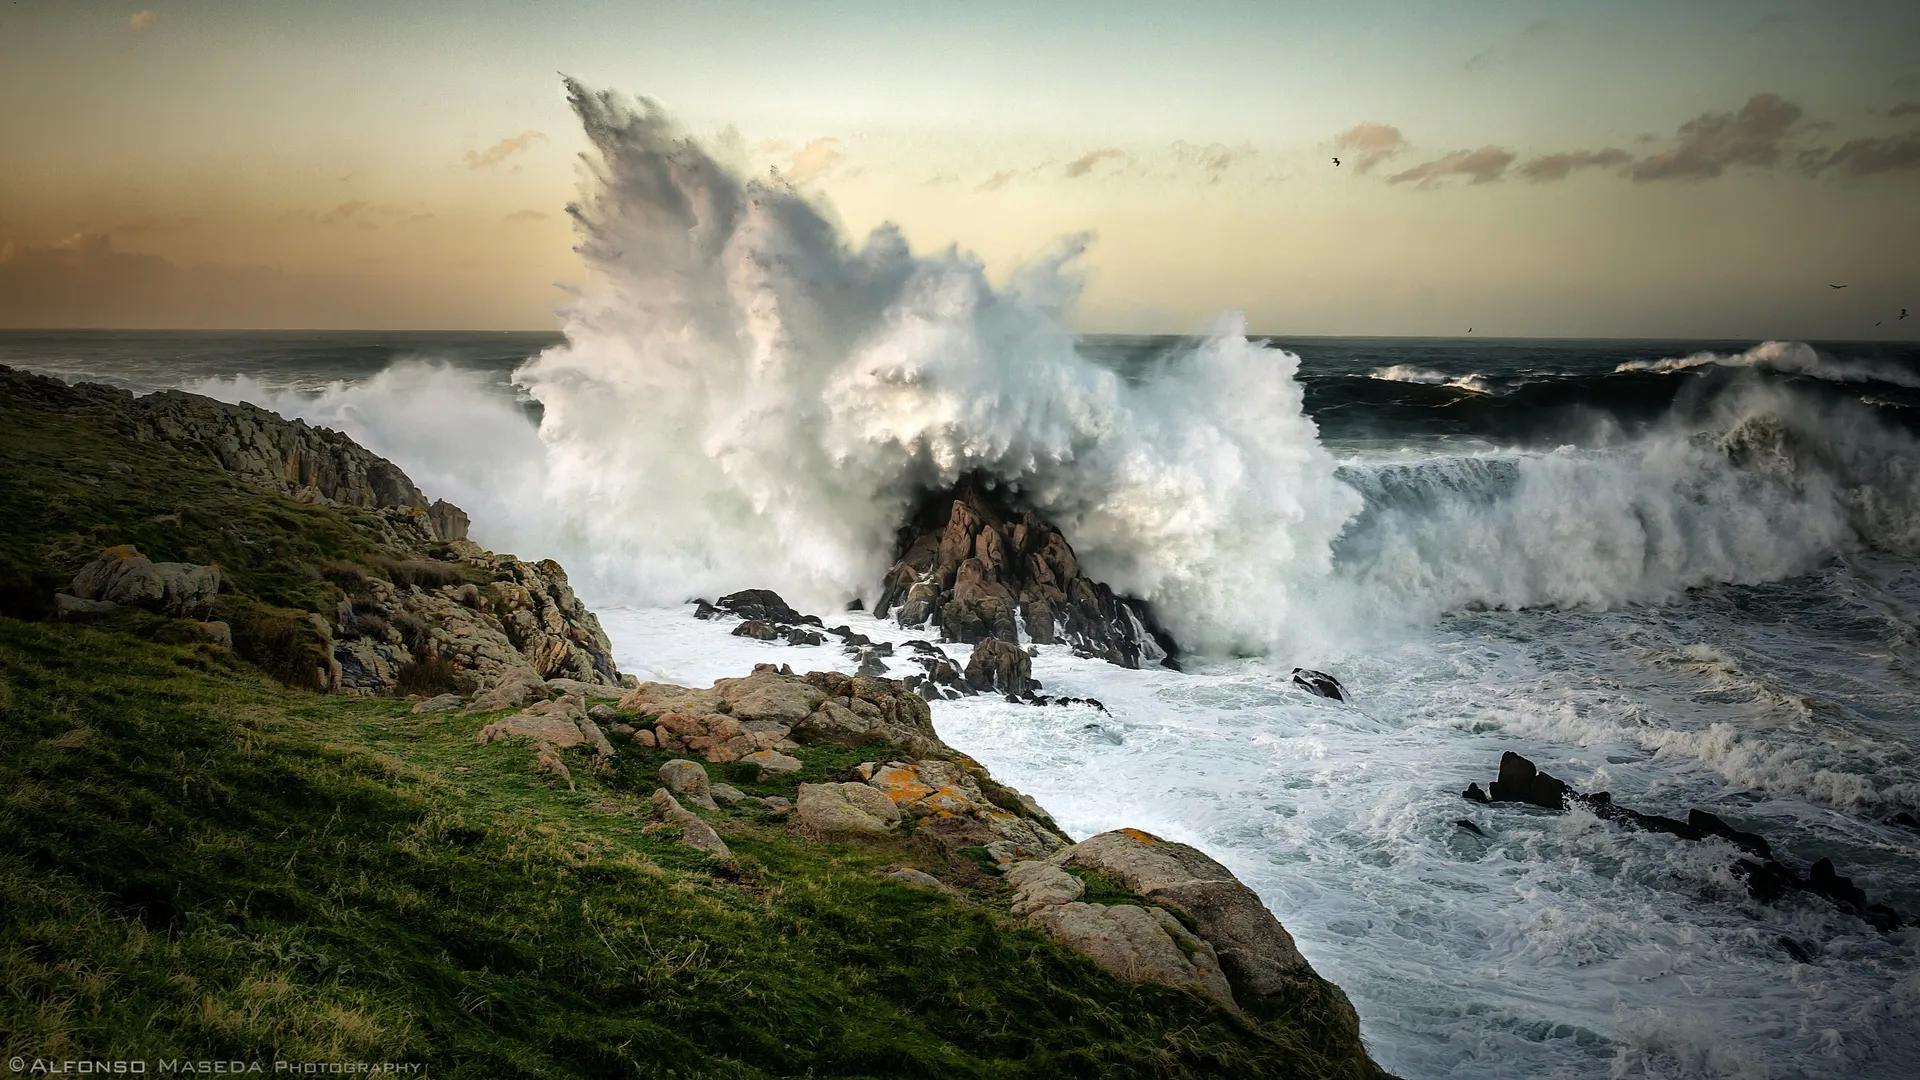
[1903,308,1910,320]
[1829,283,1848,289]
[1332,157,1341,167]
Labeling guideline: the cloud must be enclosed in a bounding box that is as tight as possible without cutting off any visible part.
[1171,141,1251,181]
[1387,145,1515,187]
[504,209,550,222]
[1803,131,1920,177]
[1332,122,1406,173]
[109,214,203,234]
[977,170,1016,192]
[1889,102,1920,118]
[1517,148,1632,182]
[464,130,546,170]
[1630,93,1803,181]
[128,10,159,31]
[1063,148,1125,178]
[784,137,843,184]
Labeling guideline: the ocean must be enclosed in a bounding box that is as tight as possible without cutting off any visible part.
[7,326,1919,1079]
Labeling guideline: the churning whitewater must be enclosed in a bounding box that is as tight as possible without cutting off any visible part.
[58,81,1916,1080]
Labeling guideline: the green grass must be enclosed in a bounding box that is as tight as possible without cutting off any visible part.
[0,617,1380,1077]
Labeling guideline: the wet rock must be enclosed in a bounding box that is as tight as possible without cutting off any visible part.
[1486,751,1570,809]
[1462,782,1491,804]
[732,619,782,641]
[1688,809,1772,860]
[1453,819,1486,837]
[874,475,1178,670]
[1290,668,1346,701]
[716,589,822,627]
[691,600,718,620]
[964,638,1033,696]
[1778,936,1818,964]
[786,627,826,646]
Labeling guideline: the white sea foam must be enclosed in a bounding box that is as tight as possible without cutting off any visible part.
[1369,363,1497,393]
[1616,340,1920,389]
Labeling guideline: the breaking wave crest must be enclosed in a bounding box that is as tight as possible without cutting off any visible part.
[1615,340,1920,389]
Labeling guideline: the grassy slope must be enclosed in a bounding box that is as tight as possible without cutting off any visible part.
[0,619,1374,1077]
[0,378,1379,1076]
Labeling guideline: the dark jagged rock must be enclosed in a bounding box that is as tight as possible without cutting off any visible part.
[786,628,826,647]
[965,638,1034,696]
[1486,751,1569,809]
[691,599,718,620]
[731,619,781,641]
[1778,936,1818,964]
[716,589,822,627]
[1454,819,1487,838]
[875,475,1178,671]
[1291,668,1346,701]
[1469,752,1909,931]
[1689,809,1772,860]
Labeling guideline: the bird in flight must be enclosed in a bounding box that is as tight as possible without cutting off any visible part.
[1332,157,1341,167]
[1829,283,1848,289]
[1903,308,1911,320]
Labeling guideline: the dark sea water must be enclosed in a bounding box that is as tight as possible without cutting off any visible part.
[8,328,1920,1079]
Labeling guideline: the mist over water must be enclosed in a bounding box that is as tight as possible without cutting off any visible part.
[14,82,1920,1080]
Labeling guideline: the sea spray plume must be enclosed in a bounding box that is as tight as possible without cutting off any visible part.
[510,81,1361,652]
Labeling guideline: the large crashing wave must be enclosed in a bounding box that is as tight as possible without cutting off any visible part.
[186,83,1920,657]
[201,82,1358,654]
[1615,339,1920,389]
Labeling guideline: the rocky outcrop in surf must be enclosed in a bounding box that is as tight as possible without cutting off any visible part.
[875,476,1179,670]
[1464,752,1911,932]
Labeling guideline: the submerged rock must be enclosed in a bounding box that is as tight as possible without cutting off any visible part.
[1291,668,1347,702]
[1467,752,1911,930]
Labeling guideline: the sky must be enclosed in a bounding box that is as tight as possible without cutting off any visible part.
[1,0,1917,338]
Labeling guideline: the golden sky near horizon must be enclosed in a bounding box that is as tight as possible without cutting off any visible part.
[2,0,1918,338]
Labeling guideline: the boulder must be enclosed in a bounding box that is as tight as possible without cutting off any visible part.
[68,545,221,617]
[649,789,732,860]
[1028,902,1237,1013]
[476,697,594,749]
[742,749,802,780]
[659,759,717,809]
[427,499,470,542]
[794,782,902,836]
[732,620,782,641]
[412,693,463,714]
[883,867,954,893]
[715,589,821,627]
[964,638,1034,696]
[53,593,120,620]
[1057,829,1310,1001]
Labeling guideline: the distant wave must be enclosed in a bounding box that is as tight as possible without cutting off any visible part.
[1367,364,1496,394]
[1616,340,1920,390]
